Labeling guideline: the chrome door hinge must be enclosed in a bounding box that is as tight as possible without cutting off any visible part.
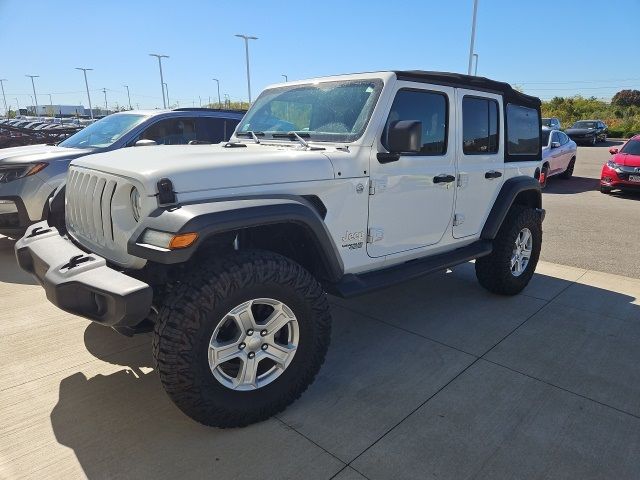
[367,227,384,243]
[369,178,387,195]
[453,214,465,226]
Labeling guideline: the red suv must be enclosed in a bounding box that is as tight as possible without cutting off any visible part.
[601,135,640,194]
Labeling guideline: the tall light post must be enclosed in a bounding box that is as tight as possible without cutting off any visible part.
[212,78,221,108]
[123,84,132,109]
[163,82,170,108]
[0,79,8,118]
[234,34,258,103]
[15,97,20,114]
[282,74,288,82]
[473,53,479,76]
[75,67,94,119]
[102,88,108,114]
[48,93,54,117]
[149,53,169,108]
[26,74,39,116]
[467,0,479,75]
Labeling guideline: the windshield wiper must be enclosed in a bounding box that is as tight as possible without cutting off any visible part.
[271,131,324,150]
[236,130,265,144]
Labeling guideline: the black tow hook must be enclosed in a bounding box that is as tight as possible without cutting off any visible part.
[26,226,52,238]
[61,254,94,270]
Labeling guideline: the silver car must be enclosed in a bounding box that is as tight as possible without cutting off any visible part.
[0,109,244,237]
[540,126,577,187]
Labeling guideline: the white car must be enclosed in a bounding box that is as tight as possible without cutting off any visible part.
[540,127,577,187]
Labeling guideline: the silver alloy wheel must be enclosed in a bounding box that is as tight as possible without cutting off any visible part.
[510,227,533,277]
[208,298,299,391]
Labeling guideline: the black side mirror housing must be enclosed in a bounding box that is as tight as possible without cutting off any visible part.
[387,120,422,153]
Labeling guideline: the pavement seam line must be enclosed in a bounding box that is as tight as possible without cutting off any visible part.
[482,358,640,421]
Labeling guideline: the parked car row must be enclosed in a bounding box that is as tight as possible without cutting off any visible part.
[0,118,84,149]
[0,108,245,237]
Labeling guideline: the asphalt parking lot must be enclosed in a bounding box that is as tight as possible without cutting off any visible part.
[1,149,639,479]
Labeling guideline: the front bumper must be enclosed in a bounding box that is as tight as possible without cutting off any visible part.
[0,196,30,237]
[600,165,640,191]
[15,221,153,327]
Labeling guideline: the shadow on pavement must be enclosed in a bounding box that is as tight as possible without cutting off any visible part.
[0,236,37,285]
[47,268,639,478]
[543,175,600,194]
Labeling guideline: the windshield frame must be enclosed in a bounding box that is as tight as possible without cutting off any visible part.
[235,78,384,144]
[58,113,149,149]
[571,121,597,129]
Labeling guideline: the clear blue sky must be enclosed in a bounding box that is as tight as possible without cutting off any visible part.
[1,0,639,111]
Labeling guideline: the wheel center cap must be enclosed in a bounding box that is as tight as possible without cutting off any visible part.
[247,335,262,351]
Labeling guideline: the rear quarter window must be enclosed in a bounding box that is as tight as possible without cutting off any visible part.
[506,104,540,156]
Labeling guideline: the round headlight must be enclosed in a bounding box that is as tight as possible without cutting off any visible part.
[130,187,142,222]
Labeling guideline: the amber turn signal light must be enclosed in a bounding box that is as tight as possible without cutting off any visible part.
[169,232,198,250]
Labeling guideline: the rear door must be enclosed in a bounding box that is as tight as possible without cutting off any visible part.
[453,90,504,238]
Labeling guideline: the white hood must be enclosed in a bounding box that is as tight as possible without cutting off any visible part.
[0,144,93,165]
[71,143,336,195]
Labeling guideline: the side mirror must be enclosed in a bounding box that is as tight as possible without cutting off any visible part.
[135,139,157,147]
[387,120,422,153]
[551,142,561,149]
[609,147,619,154]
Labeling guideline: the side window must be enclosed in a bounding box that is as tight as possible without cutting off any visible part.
[139,118,197,145]
[506,104,540,156]
[196,117,240,143]
[559,132,569,145]
[382,89,448,155]
[462,96,499,155]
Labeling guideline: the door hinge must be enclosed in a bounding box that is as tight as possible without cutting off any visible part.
[369,178,387,195]
[367,227,384,243]
[369,181,375,195]
[453,214,465,226]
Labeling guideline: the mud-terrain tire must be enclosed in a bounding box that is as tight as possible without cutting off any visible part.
[153,250,332,427]
[475,206,542,295]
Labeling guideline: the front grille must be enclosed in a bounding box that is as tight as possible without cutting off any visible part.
[66,169,119,247]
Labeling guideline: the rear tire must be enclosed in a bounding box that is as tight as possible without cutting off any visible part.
[591,136,596,146]
[153,250,332,427]
[560,157,575,179]
[475,206,542,296]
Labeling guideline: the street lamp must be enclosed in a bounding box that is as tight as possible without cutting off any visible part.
[212,78,221,109]
[467,0,479,75]
[48,93,54,117]
[75,68,94,119]
[149,53,169,108]
[234,34,258,103]
[26,75,39,116]
[282,74,288,82]
[102,88,108,114]
[0,79,8,118]
[123,85,132,109]
[473,53,479,76]
[163,82,170,108]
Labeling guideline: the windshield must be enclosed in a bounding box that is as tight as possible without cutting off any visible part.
[59,113,147,149]
[236,79,383,142]
[541,130,551,146]
[572,121,597,129]
[620,139,640,155]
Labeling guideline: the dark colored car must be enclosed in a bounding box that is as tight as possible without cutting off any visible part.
[565,120,607,145]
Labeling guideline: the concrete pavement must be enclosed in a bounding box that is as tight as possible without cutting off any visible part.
[1,235,639,479]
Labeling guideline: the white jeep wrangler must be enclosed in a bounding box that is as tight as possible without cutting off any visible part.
[16,71,544,427]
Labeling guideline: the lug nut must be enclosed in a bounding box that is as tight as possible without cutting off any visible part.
[239,342,246,350]
[260,330,267,337]
[261,344,268,350]
[248,352,255,359]
[246,329,254,336]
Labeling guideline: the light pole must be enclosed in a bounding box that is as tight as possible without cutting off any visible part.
[149,53,169,108]
[163,82,170,108]
[15,97,20,115]
[0,79,7,118]
[282,74,288,82]
[123,84,132,109]
[234,34,258,103]
[473,53,479,76]
[75,68,94,119]
[48,93,54,117]
[26,74,39,116]
[102,88,108,114]
[467,0,479,75]
[212,78,221,108]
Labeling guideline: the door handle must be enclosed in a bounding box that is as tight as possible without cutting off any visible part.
[484,170,503,179]
[433,174,456,184]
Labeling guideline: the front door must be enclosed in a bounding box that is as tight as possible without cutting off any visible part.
[367,83,456,258]
[453,90,504,238]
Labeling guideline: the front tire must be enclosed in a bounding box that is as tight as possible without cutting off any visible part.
[475,206,542,295]
[540,164,549,189]
[591,135,597,146]
[153,250,332,427]
[600,185,612,194]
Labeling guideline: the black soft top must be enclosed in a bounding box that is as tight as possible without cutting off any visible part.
[394,70,540,109]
